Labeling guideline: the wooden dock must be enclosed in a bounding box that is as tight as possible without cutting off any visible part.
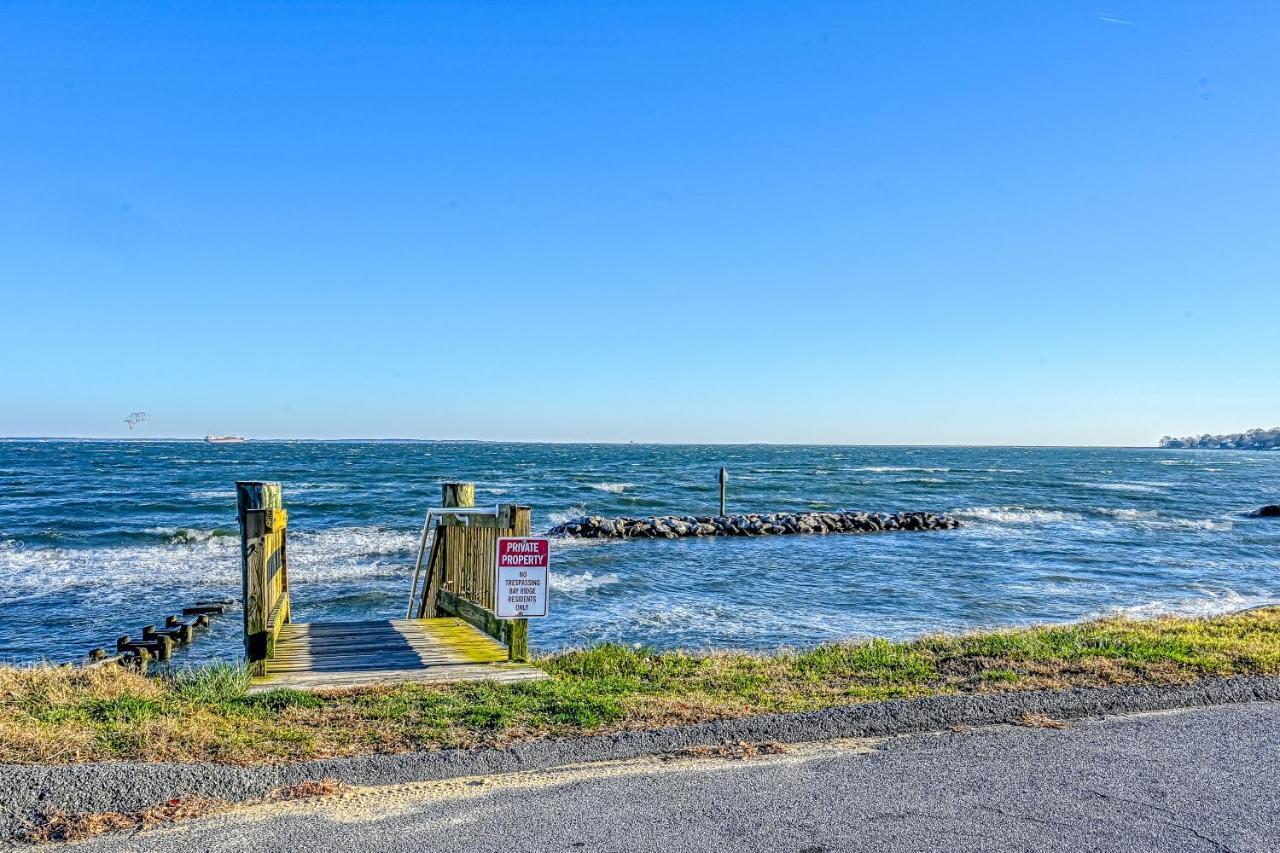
[238,481,546,693]
[251,617,546,692]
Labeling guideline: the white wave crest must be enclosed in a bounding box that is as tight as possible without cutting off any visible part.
[1095,508,1233,531]
[957,506,1083,524]
[1075,482,1169,493]
[145,527,237,545]
[552,572,621,593]
[1109,589,1275,620]
[1165,518,1234,531]
[548,506,588,527]
[589,483,632,494]
[0,526,420,603]
[189,489,234,500]
[1097,508,1157,520]
[852,466,949,473]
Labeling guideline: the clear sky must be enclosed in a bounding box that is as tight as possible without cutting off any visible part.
[2,2,1277,444]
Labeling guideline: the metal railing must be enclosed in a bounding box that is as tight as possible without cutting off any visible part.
[405,505,500,619]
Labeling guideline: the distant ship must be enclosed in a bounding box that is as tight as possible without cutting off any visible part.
[204,434,247,444]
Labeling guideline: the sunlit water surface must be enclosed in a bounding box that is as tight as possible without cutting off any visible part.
[2,441,1278,664]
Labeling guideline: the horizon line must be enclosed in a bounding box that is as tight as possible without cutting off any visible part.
[0,435,1172,449]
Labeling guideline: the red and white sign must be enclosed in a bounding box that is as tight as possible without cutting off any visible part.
[495,537,550,619]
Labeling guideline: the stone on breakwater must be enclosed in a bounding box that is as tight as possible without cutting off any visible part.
[547,510,960,539]
[1251,505,1280,518]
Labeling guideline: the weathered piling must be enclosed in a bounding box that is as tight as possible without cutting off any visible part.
[89,600,230,668]
[183,603,229,616]
[238,481,290,674]
[549,510,960,539]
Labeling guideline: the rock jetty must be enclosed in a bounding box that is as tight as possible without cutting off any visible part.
[548,511,960,539]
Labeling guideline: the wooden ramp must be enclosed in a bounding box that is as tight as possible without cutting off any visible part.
[250,617,547,693]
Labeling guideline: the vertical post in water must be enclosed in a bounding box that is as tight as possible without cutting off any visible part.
[237,481,282,674]
[719,467,729,516]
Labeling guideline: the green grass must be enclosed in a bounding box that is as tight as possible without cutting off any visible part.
[3,607,1279,765]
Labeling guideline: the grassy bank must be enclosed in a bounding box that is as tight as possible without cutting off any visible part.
[3,608,1279,765]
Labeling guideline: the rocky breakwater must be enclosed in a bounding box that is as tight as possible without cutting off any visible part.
[548,510,960,539]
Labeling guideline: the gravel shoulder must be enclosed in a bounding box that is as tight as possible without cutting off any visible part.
[3,675,1279,844]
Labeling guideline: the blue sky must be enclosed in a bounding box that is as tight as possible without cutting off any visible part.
[2,2,1277,443]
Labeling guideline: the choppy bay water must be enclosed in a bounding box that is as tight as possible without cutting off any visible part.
[2,440,1279,665]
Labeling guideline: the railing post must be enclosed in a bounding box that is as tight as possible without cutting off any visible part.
[422,483,474,618]
[237,481,282,674]
[441,482,475,522]
[503,506,532,662]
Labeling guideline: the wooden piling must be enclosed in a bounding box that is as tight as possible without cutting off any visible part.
[90,601,226,665]
[183,604,227,616]
[238,481,290,674]
[441,482,475,523]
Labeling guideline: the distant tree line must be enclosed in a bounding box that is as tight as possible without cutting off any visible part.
[1159,428,1280,450]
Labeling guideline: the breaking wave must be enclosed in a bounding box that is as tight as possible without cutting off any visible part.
[1095,508,1233,531]
[552,572,621,593]
[1109,589,1275,620]
[188,488,234,501]
[956,506,1083,524]
[151,527,238,545]
[548,506,588,527]
[1074,481,1170,494]
[0,526,420,602]
[589,482,632,494]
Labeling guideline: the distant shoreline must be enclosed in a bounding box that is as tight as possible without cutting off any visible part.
[1160,428,1280,451]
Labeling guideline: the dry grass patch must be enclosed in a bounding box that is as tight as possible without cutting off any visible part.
[668,740,788,761]
[19,780,346,845]
[21,795,230,844]
[1015,713,1071,730]
[265,778,346,801]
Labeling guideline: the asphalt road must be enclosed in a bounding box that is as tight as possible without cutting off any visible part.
[73,702,1280,852]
